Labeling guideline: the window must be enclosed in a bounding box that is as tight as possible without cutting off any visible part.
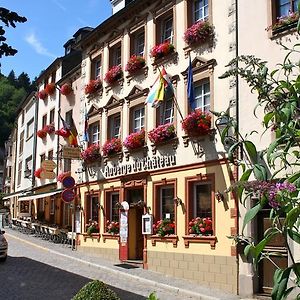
[89,122,100,144]
[26,118,34,139]
[51,71,56,83]
[110,193,119,222]
[131,106,145,132]
[25,156,32,175]
[91,56,102,80]
[158,98,174,125]
[194,0,209,22]
[161,16,173,43]
[49,109,55,124]
[276,0,299,18]
[19,131,24,155]
[85,194,99,228]
[40,153,46,163]
[48,150,53,161]
[131,30,145,56]
[160,186,175,221]
[108,113,121,139]
[192,183,212,218]
[110,43,122,67]
[17,161,22,185]
[21,111,25,125]
[65,110,73,125]
[42,114,47,128]
[193,80,210,111]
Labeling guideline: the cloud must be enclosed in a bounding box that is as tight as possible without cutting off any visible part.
[25,33,57,58]
[52,0,67,12]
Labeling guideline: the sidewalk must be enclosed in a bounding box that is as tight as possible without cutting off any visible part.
[4,228,255,300]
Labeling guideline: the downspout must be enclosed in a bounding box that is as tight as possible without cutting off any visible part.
[32,94,39,189]
[13,126,18,218]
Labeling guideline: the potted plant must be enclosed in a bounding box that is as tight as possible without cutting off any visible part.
[106,220,119,234]
[104,65,123,85]
[102,138,122,156]
[81,144,101,164]
[60,83,73,96]
[181,109,211,136]
[148,123,176,145]
[37,129,47,139]
[86,220,99,235]
[267,12,299,32]
[188,217,213,235]
[34,167,43,178]
[57,171,71,182]
[152,219,175,237]
[123,129,145,151]
[184,20,214,46]
[43,123,55,135]
[85,79,102,95]
[150,41,175,60]
[38,90,47,100]
[45,83,56,95]
[125,55,146,75]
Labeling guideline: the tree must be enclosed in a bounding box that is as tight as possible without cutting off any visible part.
[16,72,31,92]
[0,7,27,58]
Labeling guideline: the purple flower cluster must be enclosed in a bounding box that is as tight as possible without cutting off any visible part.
[148,123,176,144]
[102,138,122,156]
[81,144,101,163]
[184,20,214,46]
[104,65,123,85]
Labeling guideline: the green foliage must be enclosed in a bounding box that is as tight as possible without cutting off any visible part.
[72,280,120,300]
[147,292,159,300]
[217,43,300,299]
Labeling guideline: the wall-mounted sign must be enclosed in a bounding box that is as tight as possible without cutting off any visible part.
[63,146,81,159]
[102,155,176,178]
[119,210,128,244]
[40,171,56,180]
[62,189,75,203]
[62,176,75,189]
[142,213,153,235]
[41,160,57,170]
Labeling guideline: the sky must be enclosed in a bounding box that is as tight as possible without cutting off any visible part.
[0,0,112,81]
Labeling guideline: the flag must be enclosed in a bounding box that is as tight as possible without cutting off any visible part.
[82,104,90,143]
[145,67,174,108]
[68,117,78,147]
[187,55,195,110]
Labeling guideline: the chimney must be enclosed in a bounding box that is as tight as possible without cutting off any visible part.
[110,0,135,15]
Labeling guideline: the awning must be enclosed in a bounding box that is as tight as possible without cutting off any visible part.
[2,190,30,200]
[18,189,63,201]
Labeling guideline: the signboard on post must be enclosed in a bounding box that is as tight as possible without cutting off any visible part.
[62,176,75,189]
[62,146,81,159]
[62,189,75,203]
[40,171,56,180]
[41,160,57,170]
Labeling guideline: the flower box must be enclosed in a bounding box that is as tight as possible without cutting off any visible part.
[57,171,71,183]
[45,83,56,95]
[148,123,176,145]
[125,55,146,75]
[267,12,299,33]
[34,167,43,178]
[181,109,211,137]
[86,221,99,235]
[104,65,123,85]
[150,42,175,60]
[184,20,214,46]
[102,138,122,156]
[60,83,73,96]
[38,90,47,100]
[85,79,102,95]
[43,124,55,135]
[152,219,175,237]
[123,129,145,151]
[188,217,213,235]
[106,220,119,234]
[81,144,101,164]
[37,129,47,139]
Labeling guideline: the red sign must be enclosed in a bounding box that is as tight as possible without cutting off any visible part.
[61,189,75,203]
[62,176,75,188]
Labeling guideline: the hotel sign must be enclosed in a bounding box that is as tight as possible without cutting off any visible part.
[102,155,176,178]
[63,146,81,159]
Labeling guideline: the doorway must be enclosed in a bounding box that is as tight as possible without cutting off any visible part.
[127,188,144,260]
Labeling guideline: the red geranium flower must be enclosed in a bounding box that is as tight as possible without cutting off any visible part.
[60,83,73,96]
[150,42,175,60]
[184,20,214,46]
[85,79,102,95]
[38,90,47,100]
[34,167,44,178]
[102,138,122,156]
[104,65,123,85]
[37,129,47,139]
[45,83,56,95]
[125,55,146,75]
[148,123,176,144]
[181,109,211,136]
[123,129,145,151]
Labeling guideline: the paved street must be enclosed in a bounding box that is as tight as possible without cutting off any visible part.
[0,228,244,300]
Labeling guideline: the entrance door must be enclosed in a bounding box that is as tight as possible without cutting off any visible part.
[127,189,144,260]
[257,209,288,295]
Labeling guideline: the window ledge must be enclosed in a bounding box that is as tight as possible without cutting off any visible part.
[150,234,178,248]
[182,235,217,249]
[126,66,149,85]
[102,233,120,243]
[124,145,148,161]
[270,21,298,39]
[86,89,103,101]
[105,78,124,94]
[182,129,216,147]
[103,152,123,165]
[151,136,178,155]
[82,233,101,242]
[183,39,214,58]
[152,52,178,73]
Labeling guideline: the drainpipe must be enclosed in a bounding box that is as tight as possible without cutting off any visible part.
[32,94,39,189]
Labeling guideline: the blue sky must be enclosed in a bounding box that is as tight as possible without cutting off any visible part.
[0,0,112,81]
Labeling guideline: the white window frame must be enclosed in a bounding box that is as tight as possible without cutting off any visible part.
[194,80,210,111]
[113,46,121,66]
[161,16,173,43]
[132,106,145,132]
[109,114,121,139]
[160,98,174,125]
[94,58,102,80]
[193,0,209,23]
[89,122,100,144]
[26,119,34,139]
[135,31,145,56]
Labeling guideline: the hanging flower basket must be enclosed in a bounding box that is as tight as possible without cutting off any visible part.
[148,123,176,145]
[34,167,44,178]
[55,128,70,138]
[184,20,214,46]
[106,220,119,234]
[188,217,213,235]
[81,144,101,164]
[60,83,73,96]
[123,129,145,151]
[85,79,102,95]
[125,55,146,75]
[57,171,71,183]
[43,124,55,135]
[45,83,56,95]
[102,138,122,156]
[37,129,47,139]
[150,42,175,60]
[104,65,123,85]
[181,109,211,136]
[38,90,47,100]
[153,219,175,237]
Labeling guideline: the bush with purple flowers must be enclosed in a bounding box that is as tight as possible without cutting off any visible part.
[148,123,176,145]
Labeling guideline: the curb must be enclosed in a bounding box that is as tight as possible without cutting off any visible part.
[6,233,232,300]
